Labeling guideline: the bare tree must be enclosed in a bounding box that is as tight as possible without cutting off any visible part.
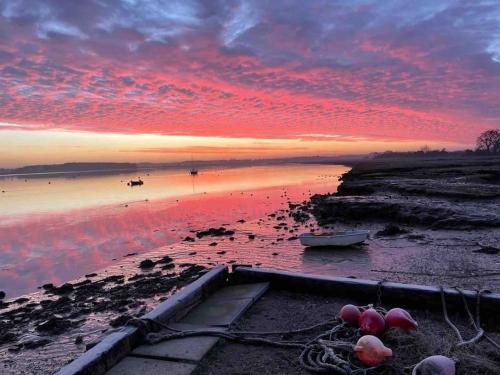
[476,129,500,153]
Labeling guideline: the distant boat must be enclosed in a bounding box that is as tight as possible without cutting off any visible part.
[127,179,143,186]
[299,230,370,247]
[190,168,198,176]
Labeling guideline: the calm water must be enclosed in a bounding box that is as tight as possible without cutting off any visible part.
[0,164,349,297]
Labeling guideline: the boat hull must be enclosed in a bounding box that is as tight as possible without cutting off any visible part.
[299,231,369,247]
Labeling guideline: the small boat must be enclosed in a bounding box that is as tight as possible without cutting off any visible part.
[299,230,370,247]
[127,179,143,186]
[190,168,198,176]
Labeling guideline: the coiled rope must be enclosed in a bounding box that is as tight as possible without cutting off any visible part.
[128,304,393,374]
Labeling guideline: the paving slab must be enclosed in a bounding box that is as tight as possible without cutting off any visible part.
[209,282,269,301]
[105,356,195,375]
[180,297,254,326]
[132,323,225,361]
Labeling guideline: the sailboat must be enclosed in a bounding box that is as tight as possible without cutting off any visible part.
[189,155,198,175]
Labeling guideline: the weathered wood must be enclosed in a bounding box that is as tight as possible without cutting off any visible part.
[56,265,228,375]
[231,267,500,328]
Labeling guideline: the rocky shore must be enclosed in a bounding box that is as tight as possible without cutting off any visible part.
[311,155,500,231]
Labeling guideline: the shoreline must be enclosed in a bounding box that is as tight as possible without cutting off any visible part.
[2,156,500,373]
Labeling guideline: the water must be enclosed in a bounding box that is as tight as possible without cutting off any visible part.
[0,164,348,298]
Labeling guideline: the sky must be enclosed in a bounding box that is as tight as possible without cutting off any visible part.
[1,0,500,167]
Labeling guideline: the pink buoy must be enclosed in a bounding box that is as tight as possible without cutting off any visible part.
[354,335,392,366]
[412,355,455,375]
[359,308,385,336]
[339,304,361,325]
[385,308,418,331]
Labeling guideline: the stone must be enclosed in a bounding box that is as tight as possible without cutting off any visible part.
[139,259,155,269]
[105,357,195,375]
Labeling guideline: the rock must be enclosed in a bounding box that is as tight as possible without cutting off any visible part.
[183,236,195,242]
[22,337,52,349]
[376,225,408,237]
[0,332,17,345]
[52,283,74,295]
[36,316,72,334]
[209,242,218,246]
[110,314,131,328]
[248,234,255,240]
[42,283,54,290]
[0,291,5,299]
[85,273,98,278]
[75,335,83,344]
[196,227,235,238]
[157,255,173,264]
[102,275,125,283]
[73,279,92,287]
[473,242,500,254]
[139,259,155,269]
[216,251,226,255]
[13,297,29,304]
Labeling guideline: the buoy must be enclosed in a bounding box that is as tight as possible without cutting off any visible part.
[354,335,392,366]
[339,304,361,325]
[359,308,385,336]
[385,308,418,331]
[412,355,455,375]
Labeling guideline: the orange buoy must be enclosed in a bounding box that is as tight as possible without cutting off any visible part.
[354,335,392,366]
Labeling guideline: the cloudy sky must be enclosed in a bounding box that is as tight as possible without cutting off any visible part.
[1,0,499,166]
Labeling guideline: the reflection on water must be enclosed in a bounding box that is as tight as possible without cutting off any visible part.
[0,164,348,297]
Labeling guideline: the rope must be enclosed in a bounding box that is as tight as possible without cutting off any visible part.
[128,317,393,374]
[124,287,499,373]
[440,286,500,351]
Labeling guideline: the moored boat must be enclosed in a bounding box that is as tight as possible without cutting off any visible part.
[299,230,370,247]
[127,179,143,186]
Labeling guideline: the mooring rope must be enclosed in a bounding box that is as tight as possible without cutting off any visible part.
[439,286,500,351]
[128,316,395,374]
[123,287,499,374]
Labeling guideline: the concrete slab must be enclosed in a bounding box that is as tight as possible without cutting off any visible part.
[133,336,218,361]
[132,323,224,361]
[209,282,269,301]
[105,357,195,375]
[181,297,253,326]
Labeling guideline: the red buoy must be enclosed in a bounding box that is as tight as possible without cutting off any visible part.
[385,308,418,331]
[359,308,385,336]
[339,304,361,325]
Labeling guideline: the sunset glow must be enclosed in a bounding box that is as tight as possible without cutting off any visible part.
[1,1,500,165]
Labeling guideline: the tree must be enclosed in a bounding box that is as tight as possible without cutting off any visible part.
[476,129,500,153]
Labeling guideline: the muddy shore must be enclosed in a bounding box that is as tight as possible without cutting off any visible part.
[1,156,499,373]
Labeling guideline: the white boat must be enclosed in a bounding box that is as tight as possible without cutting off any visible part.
[299,230,370,247]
